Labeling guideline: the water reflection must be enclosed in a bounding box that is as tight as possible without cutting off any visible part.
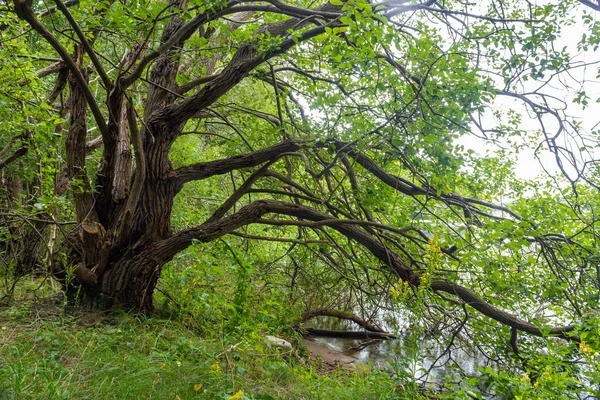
[303,315,598,399]
[304,315,492,384]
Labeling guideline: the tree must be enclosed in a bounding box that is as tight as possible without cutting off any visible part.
[2,0,600,380]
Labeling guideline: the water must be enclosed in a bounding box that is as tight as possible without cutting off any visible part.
[303,315,599,398]
[305,316,489,383]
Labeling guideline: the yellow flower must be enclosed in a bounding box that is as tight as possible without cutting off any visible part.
[229,390,243,400]
[160,363,167,369]
[194,384,203,392]
[211,362,222,375]
[579,341,593,354]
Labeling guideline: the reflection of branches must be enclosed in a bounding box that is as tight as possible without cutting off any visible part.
[419,303,469,381]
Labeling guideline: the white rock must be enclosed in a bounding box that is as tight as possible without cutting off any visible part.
[265,335,293,350]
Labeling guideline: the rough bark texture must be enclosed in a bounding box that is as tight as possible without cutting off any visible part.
[101,252,163,311]
[304,328,396,340]
[66,67,98,224]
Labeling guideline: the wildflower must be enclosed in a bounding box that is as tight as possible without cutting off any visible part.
[160,363,167,369]
[579,341,593,354]
[194,384,203,392]
[211,362,222,375]
[229,390,243,400]
[419,271,432,289]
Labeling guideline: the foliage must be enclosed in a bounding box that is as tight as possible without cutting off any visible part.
[2,0,600,397]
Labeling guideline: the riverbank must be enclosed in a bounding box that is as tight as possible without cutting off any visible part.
[302,338,359,370]
[0,294,434,399]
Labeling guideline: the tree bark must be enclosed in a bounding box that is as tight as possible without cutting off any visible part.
[100,252,163,312]
[303,328,396,340]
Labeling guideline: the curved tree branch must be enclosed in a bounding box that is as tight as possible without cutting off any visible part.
[0,147,28,170]
[121,2,235,87]
[152,3,342,127]
[171,139,304,189]
[155,199,577,341]
[429,280,577,341]
[301,308,385,332]
[334,140,524,220]
[53,0,111,89]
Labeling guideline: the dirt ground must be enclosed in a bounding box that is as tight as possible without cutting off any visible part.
[302,338,359,370]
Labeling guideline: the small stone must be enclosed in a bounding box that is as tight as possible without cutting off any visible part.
[265,335,293,350]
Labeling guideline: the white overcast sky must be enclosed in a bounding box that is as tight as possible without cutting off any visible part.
[460,3,600,181]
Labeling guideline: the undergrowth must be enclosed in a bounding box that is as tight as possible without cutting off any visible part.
[0,280,432,400]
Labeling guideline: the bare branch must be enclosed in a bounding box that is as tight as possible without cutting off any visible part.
[578,0,600,12]
[0,147,28,170]
[171,139,303,188]
[335,141,524,220]
[430,280,577,341]
[53,0,111,89]
[301,308,385,332]
[13,0,110,140]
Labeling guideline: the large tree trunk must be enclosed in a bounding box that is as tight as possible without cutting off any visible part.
[100,253,163,312]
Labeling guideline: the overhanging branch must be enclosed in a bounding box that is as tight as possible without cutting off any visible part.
[335,140,524,220]
[151,3,342,126]
[155,199,577,341]
[171,139,303,189]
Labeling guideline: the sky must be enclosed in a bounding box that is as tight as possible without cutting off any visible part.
[460,2,600,182]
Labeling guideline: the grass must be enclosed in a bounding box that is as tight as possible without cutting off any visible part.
[0,283,432,400]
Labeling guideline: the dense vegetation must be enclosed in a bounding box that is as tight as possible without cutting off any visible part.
[2,0,600,397]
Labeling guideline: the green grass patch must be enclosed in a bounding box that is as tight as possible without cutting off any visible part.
[0,291,432,400]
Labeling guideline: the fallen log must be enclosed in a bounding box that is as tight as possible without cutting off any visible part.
[303,328,396,340]
[301,308,384,332]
